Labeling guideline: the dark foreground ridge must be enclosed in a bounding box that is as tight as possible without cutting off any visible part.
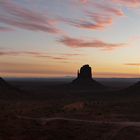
[71,64,104,89]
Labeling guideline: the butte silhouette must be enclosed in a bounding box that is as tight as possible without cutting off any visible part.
[71,64,104,89]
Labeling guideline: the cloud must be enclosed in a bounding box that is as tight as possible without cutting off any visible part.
[83,2,124,30]
[95,72,140,78]
[0,51,42,56]
[60,2,124,31]
[60,13,113,30]
[35,55,68,60]
[0,62,69,75]
[64,19,105,30]
[125,63,140,66]
[0,50,81,61]
[61,53,81,56]
[0,62,74,76]
[59,36,125,50]
[112,0,140,7]
[93,2,124,16]
[80,0,89,4]
[87,12,113,28]
[82,0,140,8]
[0,0,125,33]
[0,26,13,32]
[0,69,63,75]
[0,0,60,33]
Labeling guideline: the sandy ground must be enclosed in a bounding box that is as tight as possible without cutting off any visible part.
[0,80,140,139]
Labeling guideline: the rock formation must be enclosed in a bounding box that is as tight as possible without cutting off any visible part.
[77,65,92,80]
[0,77,20,91]
[126,81,140,93]
[0,77,21,99]
[0,77,10,88]
[72,64,104,88]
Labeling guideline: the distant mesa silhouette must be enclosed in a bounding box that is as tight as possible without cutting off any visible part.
[0,77,11,88]
[0,77,20,91]
[0,77,22,99]
[126,81,140,92]
[71,64,104,88]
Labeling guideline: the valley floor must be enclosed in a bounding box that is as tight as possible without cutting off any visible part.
[0,80,140,140]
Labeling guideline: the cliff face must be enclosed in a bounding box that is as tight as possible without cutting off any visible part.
[77,65,92,79]
[72,65,104,88]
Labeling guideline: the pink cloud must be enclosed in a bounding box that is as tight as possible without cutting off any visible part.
[68,20,104,30]
[0,51,44,57]
[0,50,81,61]
[95,72,140,78]
[0,62,69,75]
[112,0,140,7]
[80,0,89,4]
[93,2,124,16]
[125,63,140,66]
[0,0,125,33]
[66,1,124,30]
[60,3,123,31]
[0,0,60,33]
[0,50,50,57]
[60,13,113,30]
[59,36,124,50]
[88,12,113,27]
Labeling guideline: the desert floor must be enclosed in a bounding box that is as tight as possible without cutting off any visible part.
[0,79,140,140]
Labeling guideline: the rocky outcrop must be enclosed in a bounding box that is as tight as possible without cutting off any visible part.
[126,81,140,92]
[77,65,92,79]
[63,101,87,111]
[71,65,104,88]
[0,77,11,88]
[0,77,21,99]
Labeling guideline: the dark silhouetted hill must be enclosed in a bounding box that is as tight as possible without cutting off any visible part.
[125,81,140,93]
[71,65,105,89]
[0,77,22,99]
[0,77,11,88]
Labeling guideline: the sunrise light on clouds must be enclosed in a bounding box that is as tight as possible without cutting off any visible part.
[0,0,140,78]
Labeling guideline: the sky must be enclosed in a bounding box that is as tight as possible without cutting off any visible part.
[0,0,140,78]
